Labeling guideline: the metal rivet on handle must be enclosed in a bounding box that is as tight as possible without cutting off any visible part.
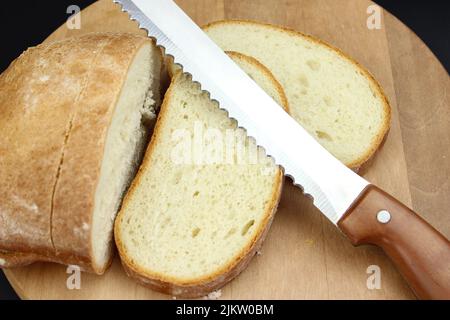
[377,210,391,224]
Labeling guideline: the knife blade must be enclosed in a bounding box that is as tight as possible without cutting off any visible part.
[114,0,368,224]
[114,0,450,299]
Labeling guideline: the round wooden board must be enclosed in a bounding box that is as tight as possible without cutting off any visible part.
[4,0,449,299]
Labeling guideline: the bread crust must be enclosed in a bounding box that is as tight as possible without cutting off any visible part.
[0,250,47,268]
[0,33,163,274]
[203,20,392,169]
[115,71,285,298]
[226,51,290,113]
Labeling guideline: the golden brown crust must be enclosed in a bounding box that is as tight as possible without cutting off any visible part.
[203,20,391,169]
[0,249,97,272]
[114,72,285,298]
[0,33,162,274]
[0,38,89,257]
[0,251,45,268]
[225,51,290,113]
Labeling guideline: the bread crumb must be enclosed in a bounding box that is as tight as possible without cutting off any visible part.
[305,239,314,246]
[0,258,5,266]
[203,290,222,300]
[172,296,177,300]
[82,222,90,231]
[256,250,263,256]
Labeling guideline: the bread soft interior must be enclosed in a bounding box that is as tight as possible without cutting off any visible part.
[92,43,161,269]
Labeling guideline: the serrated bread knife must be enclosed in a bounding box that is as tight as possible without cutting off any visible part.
[114,0,450,299]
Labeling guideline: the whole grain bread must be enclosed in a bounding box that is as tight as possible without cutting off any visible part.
[0,33,163,274]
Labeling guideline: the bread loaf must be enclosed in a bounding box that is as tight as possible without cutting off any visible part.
[0,33,163,274]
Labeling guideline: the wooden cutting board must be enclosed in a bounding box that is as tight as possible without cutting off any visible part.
[4,0,449,299]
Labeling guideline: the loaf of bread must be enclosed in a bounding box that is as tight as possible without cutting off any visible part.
[204,20,391,169]
[0,33,163,274]
[114,52,287,297]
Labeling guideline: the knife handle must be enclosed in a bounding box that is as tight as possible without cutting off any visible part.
[337,185,450,300]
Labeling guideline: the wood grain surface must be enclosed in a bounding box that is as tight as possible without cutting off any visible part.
[4,0,449,299]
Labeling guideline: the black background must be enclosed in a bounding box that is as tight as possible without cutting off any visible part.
[0,0,449,300]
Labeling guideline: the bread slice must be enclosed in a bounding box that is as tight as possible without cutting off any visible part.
[115,53,287,298]
[0,33,163,274]
[204,20,391,169]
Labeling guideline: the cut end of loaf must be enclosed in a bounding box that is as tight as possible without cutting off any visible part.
[91,42,162,272]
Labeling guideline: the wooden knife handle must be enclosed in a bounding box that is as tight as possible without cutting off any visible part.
[337,185,450,299]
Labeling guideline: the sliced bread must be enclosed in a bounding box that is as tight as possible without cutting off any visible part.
[114,53,287,297]
[0,33,163,274]
[204,20,391,169]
